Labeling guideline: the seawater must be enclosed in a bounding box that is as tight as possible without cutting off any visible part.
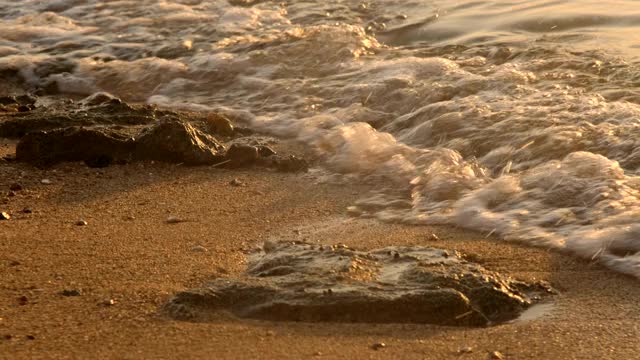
[2,0,640,277]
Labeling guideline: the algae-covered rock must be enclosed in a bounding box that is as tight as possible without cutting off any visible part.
[164,241,552,326]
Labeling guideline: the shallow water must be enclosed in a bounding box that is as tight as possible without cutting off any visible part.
[1,0,640,277]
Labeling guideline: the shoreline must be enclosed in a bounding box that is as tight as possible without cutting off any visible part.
[2,139,640,359]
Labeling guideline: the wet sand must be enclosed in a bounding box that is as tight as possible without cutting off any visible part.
[1,140,639,359]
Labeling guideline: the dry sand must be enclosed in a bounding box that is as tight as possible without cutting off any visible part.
[1,139,639,360]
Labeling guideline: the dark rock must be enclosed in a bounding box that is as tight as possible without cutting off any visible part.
[163,241,551,325]
[0,97,158,138]
[0,96,16,106]
[225,144,259,167]
[2,154,16,162]
[16,127,134,167]
[14,119,225,167]
[75,220,88,226]
[61,289,81,297]
[371,343,386,350]
[135,119,225,165]
[9,183,23,191]
[22,208,32,214]
[257,145,276,157]
[25,335,35,340]
[0,94,36,107]
[271,155,309,172]
[206,113,234,136]
[18,296,28,305]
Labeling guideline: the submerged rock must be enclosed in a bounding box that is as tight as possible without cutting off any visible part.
[163,241,551,326]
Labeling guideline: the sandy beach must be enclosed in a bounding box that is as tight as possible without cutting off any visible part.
[1,138,639,360]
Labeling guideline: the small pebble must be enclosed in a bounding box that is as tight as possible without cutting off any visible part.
[371,342,386,350]
[25,335,35,340]
[458,346,473,354]
[18,296,28,305]
[0,212,10,220]
[166,216,186,224]
[103,299,116,306]
[191,245,208,253]
[428,233,440,241]
[229,178,244,187]
[75,220,88,226]
[489,351,505,359]
[9,183,22,191]
[22,208,32,214]
[61,289,81,297]
[41,179,52,185]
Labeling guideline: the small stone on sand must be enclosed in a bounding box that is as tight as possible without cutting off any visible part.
[166,216,186,224]
[191,245,208,253]
[61,289,81,297]
[0,212,10,220]
[229,178,244,187]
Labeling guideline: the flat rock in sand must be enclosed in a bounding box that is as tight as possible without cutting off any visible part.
[164,241,552,326]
